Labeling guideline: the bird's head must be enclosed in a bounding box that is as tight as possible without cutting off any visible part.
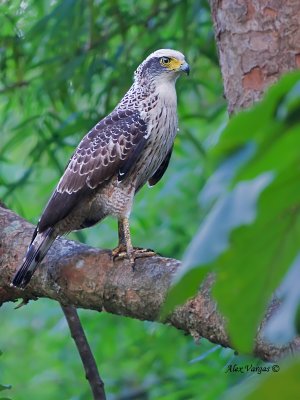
[134,49,190,83]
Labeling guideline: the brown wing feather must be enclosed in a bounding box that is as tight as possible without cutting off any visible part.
[38,109,148,231]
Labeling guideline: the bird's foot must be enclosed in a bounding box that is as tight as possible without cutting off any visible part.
[112,246,157,268]
[111,244,127,260]
[132,247,157,259]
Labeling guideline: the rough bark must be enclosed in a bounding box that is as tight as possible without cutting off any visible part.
[209,0,300,114]
[1,205,299,362]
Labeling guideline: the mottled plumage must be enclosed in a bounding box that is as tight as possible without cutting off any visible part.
[12,49,189,288]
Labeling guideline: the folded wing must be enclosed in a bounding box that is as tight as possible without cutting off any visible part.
[38,109,148,231]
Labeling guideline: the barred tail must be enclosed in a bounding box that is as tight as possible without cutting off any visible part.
[12,227,55,288]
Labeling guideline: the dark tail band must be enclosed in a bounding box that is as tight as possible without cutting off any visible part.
[12,227,55,288]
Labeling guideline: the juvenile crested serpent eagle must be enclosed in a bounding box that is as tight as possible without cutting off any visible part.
[12,49,190,288]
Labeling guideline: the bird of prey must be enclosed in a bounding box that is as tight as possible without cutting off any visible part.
[12,49,190,288]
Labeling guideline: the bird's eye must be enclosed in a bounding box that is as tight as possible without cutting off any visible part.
[160,57,171,66]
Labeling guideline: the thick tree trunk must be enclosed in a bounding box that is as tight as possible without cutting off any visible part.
[209,0,300,114]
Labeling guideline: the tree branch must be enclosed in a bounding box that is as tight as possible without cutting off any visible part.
[61,305,106,400]
[1,205,299,362]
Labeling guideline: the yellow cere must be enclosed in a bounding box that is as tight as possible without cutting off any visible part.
[168,58,183,70]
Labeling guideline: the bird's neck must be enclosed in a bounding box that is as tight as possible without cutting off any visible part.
[117,77,177,112]
[134,75,178,108]
[152,78,177,108]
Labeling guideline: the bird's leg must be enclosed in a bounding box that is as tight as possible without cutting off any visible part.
[112,217,156,265]
[112,217,134,264]
[120,216,134,261]
[118,217,129,251]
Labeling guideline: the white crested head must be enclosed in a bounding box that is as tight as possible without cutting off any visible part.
[145,49,186,64]
[134,48,189,82]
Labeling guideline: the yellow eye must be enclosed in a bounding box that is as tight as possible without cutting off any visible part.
[160,57,171,66]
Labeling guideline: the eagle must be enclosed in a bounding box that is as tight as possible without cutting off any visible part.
[12,49,190,288]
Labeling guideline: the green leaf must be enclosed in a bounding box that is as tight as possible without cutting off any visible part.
[213,168,300,352]
[164,172,273,319]
[162,266,210,317]
[0,384,11,392]
[264,255,300,344]
[213,71,300,157]
[276,81,300,124]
